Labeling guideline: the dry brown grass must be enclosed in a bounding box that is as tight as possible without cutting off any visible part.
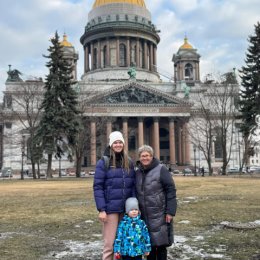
[0,176,259,260]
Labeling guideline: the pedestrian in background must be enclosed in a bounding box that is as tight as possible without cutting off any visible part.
[201,166,205,177]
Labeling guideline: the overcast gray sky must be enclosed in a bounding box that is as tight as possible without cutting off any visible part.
[0,0,259,97]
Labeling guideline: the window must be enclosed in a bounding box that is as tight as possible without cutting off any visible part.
[214,132,223,159]
[119,43,126,67]
[4,95,12,109]
[93,48,97,69]
[5,122,12,129]
[185,63,193,80]
[103,46,107,68]
[131,45,136,66]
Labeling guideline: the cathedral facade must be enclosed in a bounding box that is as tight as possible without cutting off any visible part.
[78,0,200,166]
[0,0,242,172]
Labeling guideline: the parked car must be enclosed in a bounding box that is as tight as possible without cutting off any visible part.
[40,169,46,177]
[252,168,260,174]
[80,171,86,177]
[227,167,240,174]
[68,170,76,176]
[0,167,13,177]
[60,169,67,176]
[183,168,192,175]
[88,170,95,175]
[249,166,260,173]
[172,169,180,175]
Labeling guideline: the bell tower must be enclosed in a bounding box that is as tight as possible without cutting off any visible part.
[172,37,201,85]
[60,33,79,81]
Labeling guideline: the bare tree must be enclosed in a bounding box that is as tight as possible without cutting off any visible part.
[189,73,239,175]
[11,81,43,179]
[73,91,116,177]
[189,103,215,175]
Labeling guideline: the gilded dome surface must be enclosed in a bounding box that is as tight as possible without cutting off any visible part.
[93,0,146,8]
[60,34,73,47]
[180,37,193,49]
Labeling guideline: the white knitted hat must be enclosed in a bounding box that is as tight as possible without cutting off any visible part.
[125,197,139,214]
[109,131,125,146]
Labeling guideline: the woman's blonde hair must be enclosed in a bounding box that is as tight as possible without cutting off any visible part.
[110,146,130,171]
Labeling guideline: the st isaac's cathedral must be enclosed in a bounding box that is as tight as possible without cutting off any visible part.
[0,0,238,171]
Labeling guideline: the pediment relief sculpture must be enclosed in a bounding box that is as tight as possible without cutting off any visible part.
[99,86,175,104]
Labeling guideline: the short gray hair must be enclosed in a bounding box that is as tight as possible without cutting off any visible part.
[138,145,154,157]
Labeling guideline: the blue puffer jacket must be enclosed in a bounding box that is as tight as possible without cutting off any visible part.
[114,214,151,257]
[93,154,136,213]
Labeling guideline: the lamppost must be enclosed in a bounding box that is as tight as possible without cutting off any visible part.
[237,129,241,171]
[193,145,197,176]
[198,149,201,172]
[57,139,62,177]
[59,157,61,177]
[21,135,25,180]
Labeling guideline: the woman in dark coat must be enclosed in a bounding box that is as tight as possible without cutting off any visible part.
[135,145,177,260]
[93,131,135,260]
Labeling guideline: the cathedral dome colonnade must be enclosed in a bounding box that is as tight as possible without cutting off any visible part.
[80,0,161,82]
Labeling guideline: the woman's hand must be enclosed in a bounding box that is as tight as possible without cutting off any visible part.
[165,214,173,223]
[98,211,107,222]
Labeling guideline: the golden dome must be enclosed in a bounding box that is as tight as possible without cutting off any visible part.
[60,34,73,47]
[93,0,146,8]
[180,36,193,49]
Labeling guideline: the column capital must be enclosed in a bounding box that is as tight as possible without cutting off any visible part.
[105,116,113,122]
[169,117,176,123]
[179,117,189,124]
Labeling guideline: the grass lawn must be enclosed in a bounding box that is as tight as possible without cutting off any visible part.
[0,176,259,260]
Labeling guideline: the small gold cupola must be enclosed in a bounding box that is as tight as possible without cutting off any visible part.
[60,33,73,47]
[179,36,193,50]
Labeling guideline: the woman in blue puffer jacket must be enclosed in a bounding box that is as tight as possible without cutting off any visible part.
[93,131,136,260]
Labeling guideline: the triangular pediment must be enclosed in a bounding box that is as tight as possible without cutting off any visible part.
[87,82,191,106]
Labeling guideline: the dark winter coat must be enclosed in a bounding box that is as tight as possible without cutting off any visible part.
[135,158,177,247]
[93,148,135,213]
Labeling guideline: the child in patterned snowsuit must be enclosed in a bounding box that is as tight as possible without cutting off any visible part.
[114,197,151,260]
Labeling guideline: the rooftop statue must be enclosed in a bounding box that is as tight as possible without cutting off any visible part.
[6,65,23,82]
[181,81,190,98]
[128,66,136,80]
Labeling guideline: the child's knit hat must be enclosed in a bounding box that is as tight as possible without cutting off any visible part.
[125,197,139,214]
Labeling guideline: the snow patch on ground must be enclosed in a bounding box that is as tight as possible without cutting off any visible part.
[220,219,260,229]
[178,220,190,224]
[84,220,94,224]
[44,240,103,259]
[0,232,15,239]
[42,233,229,260]
[173,235,227,259]
[180,196,199,204]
